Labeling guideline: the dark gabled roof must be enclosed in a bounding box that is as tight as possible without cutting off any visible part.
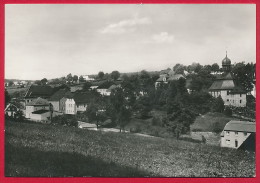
[97,81,114,89]
[229,86,247,94]
[49,88,69,101]
[224,121,255,133]
[24,85,53,98]
[26,97,50,106]
[32,109,49,114]
[209,80,235,90]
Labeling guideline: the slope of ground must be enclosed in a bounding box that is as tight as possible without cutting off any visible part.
[191,112,239,132]
[5,120,255,177]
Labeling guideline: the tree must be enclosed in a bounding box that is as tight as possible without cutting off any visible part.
[83,81,92,90]
[73,75,78,83]
[211,96,225,113]
[66,73,73,83]
[111,70,120,81]
[211,63,220,72]
[79,75,85,83]
[8,81,14,87]
[41,78,48,85]
[5,90,11,107]
[98,71,105,80]
[173,63,185,74]
[34,80,42,85]
[110,87,132,132]
[232,62,255,92]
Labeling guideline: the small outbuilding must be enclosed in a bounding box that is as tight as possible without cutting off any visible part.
[221,120,255,151]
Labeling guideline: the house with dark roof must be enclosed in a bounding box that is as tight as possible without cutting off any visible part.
[155,72,186,89]
[24,85,53,105]
[209,54,247,107]
[25,97,50,119]
[49,88,70,112]
[221,120,255,151]
[96,81,114,96]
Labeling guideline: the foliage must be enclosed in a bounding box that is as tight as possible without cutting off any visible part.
[111,70,120,81]
[73,75,78,83]
[66,73,73,83]
[41,78,48,85]
[83,81,92,90]
[109,87,132,132]
[52,114,78,127]
[211,121,223,134]
[231,62,255,92]
[5,89,11,107]
[224,106,232,116]
[211,63,220,72]
[211,96,225,113]
[79,75,85,83]
[98,71,105,80]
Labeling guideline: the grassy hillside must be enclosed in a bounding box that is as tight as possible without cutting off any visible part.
[5,120,255,177]
[191,112,239,132]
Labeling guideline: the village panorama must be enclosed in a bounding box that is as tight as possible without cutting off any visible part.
[5,54,256,177]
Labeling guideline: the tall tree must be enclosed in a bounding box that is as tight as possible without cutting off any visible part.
[66,73,73,83]
[111,71,120,81]
[98,71,105,80]
[73,75,78,83]
[110,87,132,132]
[79,75,85,83]
[41,78,48,85]
[211,63,220,72]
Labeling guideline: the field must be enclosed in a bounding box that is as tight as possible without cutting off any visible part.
[5,120,255,177]
[6,86,28,96]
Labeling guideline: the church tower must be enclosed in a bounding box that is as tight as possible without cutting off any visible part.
[222,51,231,72]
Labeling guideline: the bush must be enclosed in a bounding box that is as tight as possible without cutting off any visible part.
[224,106,233,116]
[211,122,223,134]
[151,116,163,126]
[130,125,142,133]
[52,114,78,127]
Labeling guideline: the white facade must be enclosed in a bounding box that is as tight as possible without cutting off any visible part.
[30,111,50,121]
[83,75,95,81]
[210,90,246,107]
[97,89,111,96]
[76,103,88,112]
[25,105,49,119]
[221,130,251,149]
[65,98,77,114]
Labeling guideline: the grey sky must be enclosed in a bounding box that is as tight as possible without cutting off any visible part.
[5,4,256,80]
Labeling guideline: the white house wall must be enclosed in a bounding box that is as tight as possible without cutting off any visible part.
[221,130,250,149]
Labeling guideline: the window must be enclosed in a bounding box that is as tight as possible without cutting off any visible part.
[227,91,229,95]
[226,139,230,145]
[235,140,238,147]
[240,94,242,97]
[226,131,230,136]
[235,131,238,136]
[227,99,229,102]
[240,100,242,103]
[244,132,247,136]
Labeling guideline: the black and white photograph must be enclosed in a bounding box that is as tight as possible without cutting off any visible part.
[4,4,256,177]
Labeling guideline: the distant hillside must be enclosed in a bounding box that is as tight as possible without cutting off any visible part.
[5,120,255,177]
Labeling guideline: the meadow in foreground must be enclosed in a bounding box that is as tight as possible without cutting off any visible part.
[5,120,255,177]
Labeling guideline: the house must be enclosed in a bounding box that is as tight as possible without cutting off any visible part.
[96,82,114,96]
[83,75,95,81]
[30,109,51,121]
[221,121,255,151]
[5,103,19,118]
[25,97,50,120]
[24,85,53,105]
[49,88,70,112]
[155,74,168,88]
[209,54,247,107]
[74,92,94,113]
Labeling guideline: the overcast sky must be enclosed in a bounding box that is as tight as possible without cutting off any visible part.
[5,4,256,80]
